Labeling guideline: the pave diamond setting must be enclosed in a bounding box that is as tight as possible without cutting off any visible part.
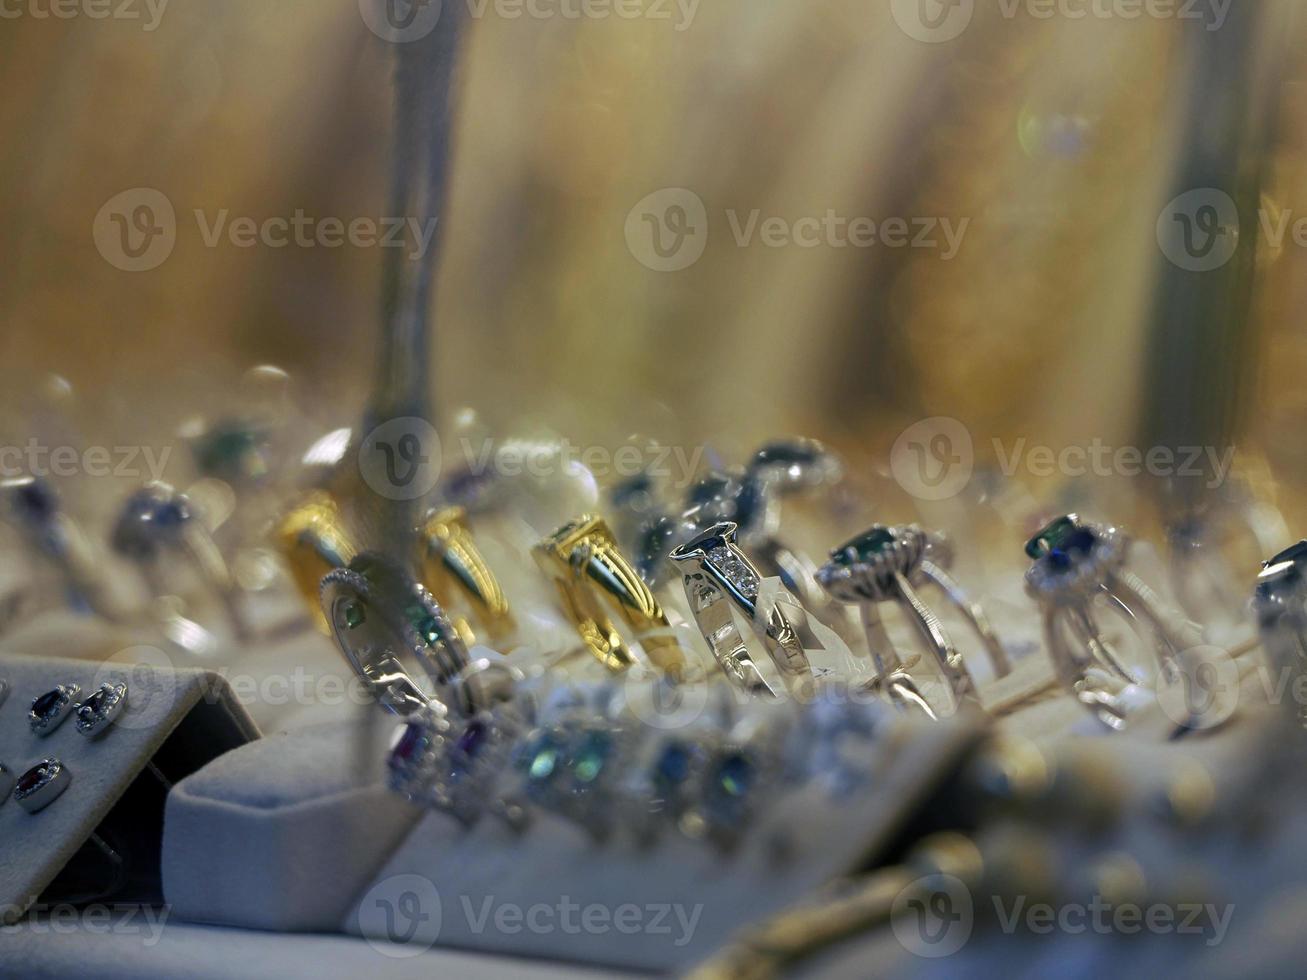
[75,682,128,739]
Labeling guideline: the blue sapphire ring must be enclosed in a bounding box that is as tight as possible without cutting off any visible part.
[321,552,470,716]
[817,525,980,716]
[1025,515,1191,724]
[112,482,252,643]
[29,683,81,735]
[670,522,810,697]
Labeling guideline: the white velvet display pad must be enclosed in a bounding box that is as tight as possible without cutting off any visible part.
[347,721,979,974]
[0,652,257,924]
[161,717,423,932]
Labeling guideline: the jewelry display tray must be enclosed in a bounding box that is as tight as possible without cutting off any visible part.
[0,653,257,925]
[157,705,978,974]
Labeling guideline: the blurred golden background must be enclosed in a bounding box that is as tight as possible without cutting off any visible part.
[1,0,1305,536]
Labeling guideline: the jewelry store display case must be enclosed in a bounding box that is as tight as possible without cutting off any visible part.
[3,2,1307,978]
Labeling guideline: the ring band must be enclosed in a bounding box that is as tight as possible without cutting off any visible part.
[321,552,470,716]
[1025,515,1191,722]
[670,521,810,697]
[276,491,359,632]
[534,515,686,677]
[418,506,514,648]
[817,525,980,715]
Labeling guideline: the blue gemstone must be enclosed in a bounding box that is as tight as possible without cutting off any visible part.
[14,480,58,524]
[653,743,692,794]
[456,720,487,758]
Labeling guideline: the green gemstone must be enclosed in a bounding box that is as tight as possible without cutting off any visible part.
[570,731,612,784]
[1025,515,1082,559]
[529,747,559,781]
[835,527,896,566]
[341,600,366,630]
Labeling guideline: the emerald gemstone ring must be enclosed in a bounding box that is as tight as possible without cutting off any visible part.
[817,524,982,718]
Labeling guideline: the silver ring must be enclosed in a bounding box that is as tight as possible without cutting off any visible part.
[1255,540,1307,728]
[1,477,110,620]
[817,524,980,715]
[29,684,81,736]
[14,759,71,813]
[111,481,251,643]
[1024,514,1189,723]
[683,462,854,644]
[670,521,810,697]
[321,552,470,716]
[75,682,129,739]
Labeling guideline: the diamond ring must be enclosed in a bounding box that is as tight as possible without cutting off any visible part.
[670,521,810,697]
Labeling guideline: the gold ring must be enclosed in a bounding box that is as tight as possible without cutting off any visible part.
[418,505,515,648]
[534,515,686,678]
[276,491,358,632]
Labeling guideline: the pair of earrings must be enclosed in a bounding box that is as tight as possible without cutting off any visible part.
[27,681,128,739]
